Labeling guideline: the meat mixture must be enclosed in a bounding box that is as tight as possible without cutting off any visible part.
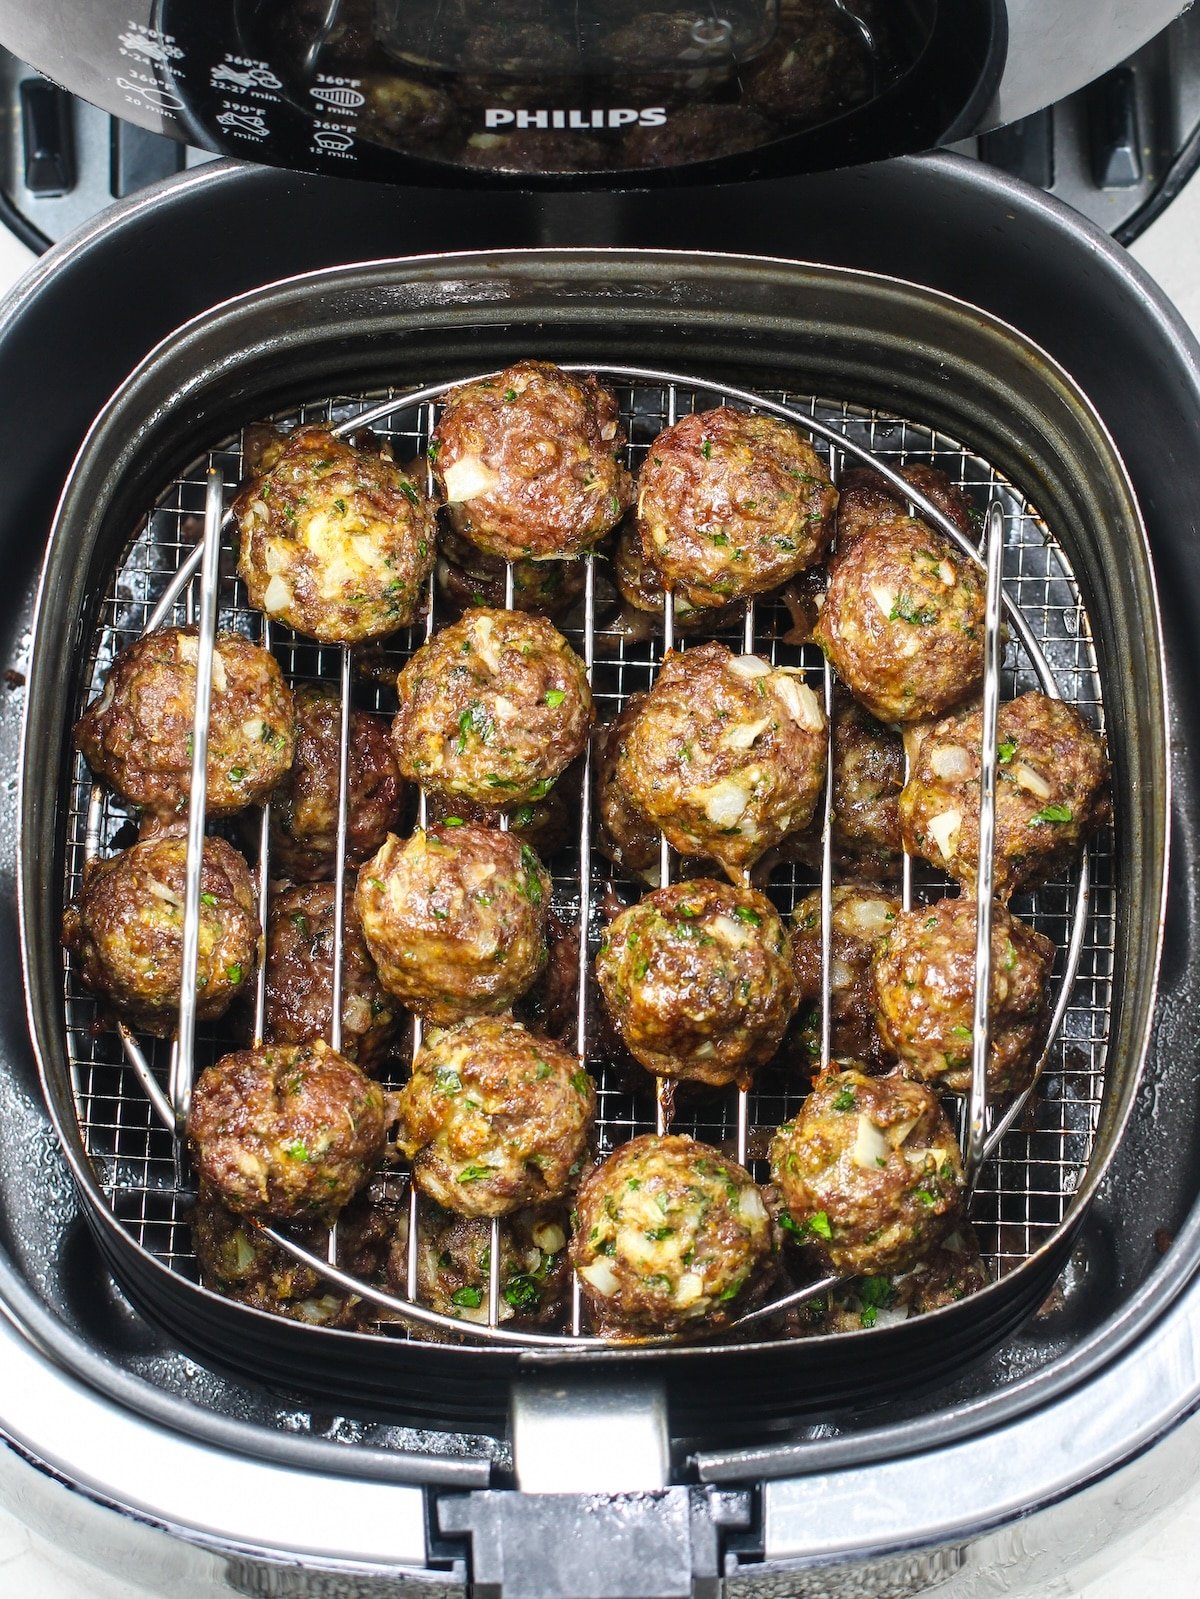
[789,885,900,1071]
[788,694,904,879]
[75,625,295,820]
[834,463,977,553]
[436,525,585,621]
[396,1017,594,1218]
[610,522,743,635]
[594,694,672,883]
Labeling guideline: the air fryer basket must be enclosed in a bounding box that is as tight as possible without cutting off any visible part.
[19,251,1167,1433]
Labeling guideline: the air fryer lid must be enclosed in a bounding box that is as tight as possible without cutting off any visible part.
[0,1,1186,185]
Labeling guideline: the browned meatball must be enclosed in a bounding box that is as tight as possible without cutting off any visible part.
[610,523,743,635]
[234,424,436,643]
[622,104,772,168]
[898,692,1112,897]
[595,695,667,882]
[789,695,904,879]
[570,1134,774,1337]
[355,824,549,1025]
[780,1225,988,1336]
[266,683,406,882]
[425,785,571,860]
[386,1200,570,1328]
[431,361,632,561]
[745,0,873,125]
[873,896,1055,1096]
[618,643,827,878]
[75,626,295,820]
[359,73,459,155]
[771,1066,964,1277]
[435,525,585,621]
[635,407,836,609]
[263,883,402,1072]
[835,464,977,553]
[789,885,900,1071]
[392,608,593,805]
[815,517,986,724]
[62,827,259,1037]
[188,1040,387,1223]
[595,879,796,1087]
[899,1226,991,1314]
[396,1018,594,1218]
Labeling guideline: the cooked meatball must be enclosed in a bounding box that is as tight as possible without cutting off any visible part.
[425,785,571,860]
[789,885,900,1071]
[355,824,549,1025]
[610,523,743,635]
[386,1200,570,1328]
[873,896,1055,1096]
[233,423,436,643]
[359,73,459,154]
[392,608,593,805]
[191,1188,356,1327]
[781,1226,988,1336]
[835,463,976,553]
[595,695,667,882]
[635,407,836,609]
[62,827,259,1037]
[596,879,796,1087]
[396,1017,594,1218]
[789,695,904,879]
[771,1065,964,1277]
[898,691,1112,897]
[744,0,873,124]
[435,526,585,621]
[622,104,772,168]
[815,517,986,724]
[431,361,632,561]
[570,1134,774,1337]
[617,643,827,878]
[266,683,406,882]
[188,1039,388,1223]
[75,626,295,820]
[263,883,401,1072]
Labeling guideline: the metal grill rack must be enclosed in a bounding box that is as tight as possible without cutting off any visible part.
[60,366,1114,1348]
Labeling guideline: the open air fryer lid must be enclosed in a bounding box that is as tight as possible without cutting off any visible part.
[0,1,1188,187]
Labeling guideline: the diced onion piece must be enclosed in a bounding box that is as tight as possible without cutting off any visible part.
[616,1227,658,1268]
[713,913,754,946]
[738,1186,767,1223]
[887,1116,920,1149]
[938,559,956,587]
[243,716,265,741]
[870,582,897,619]
[473,613,502,673]
[773,674,824,732]
[177,634,198,664]
[344,992,372,1034]
[845,897,895,940]
[147,878,184,909]
[723,716,772,751]
[262,574,294,615]
[853,1114,892,1171]
[875,1304,910,1328]
[930,744,972,781]
[728,654,772,679]
[532,1222,566,1254]
[264,539,290,575]
[441,455,502,505]
[675,1272,705,1307]
[941,1230,967,1255]
[1013,761,1053,800]
[210,650,227,696]
[830,958,855,992]
[700,777,750,826]
[578,1260,620,1297]
[927,808,962,862]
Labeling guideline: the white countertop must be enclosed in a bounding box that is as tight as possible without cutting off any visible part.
[1,170,1199,1598]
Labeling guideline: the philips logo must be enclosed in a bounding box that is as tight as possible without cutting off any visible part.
[484,107,668,130]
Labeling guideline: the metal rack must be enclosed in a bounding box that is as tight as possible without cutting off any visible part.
[61,366,1113,1347]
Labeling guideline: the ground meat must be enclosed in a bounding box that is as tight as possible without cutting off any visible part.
[191,1188,359,1327]
[872,896,1055,1096]
[744,0,872,125]
[815,517,986,724]
[265,683,407,882]
[635,408,837,609]
[897,1225,991,1314]
[788,695,904,879]
[789,885,900,1071]
[570,1134,774,1337]
[355,824,549,1025]
[898,691,1112,897]
[595,879,796,1087]
[617,643,827,878]
[386,1200,570,1329]
[425,784,572,860]
[75,626,295,820]
[515,911,580,1045]
[396,1017,594,1218]
[187,1039,387,1223]
[263,883,402,1072]
[431,361,632,561]
[62,826,259,1037]
[610,523,744,635]
[594,695,669,882]
[234,424,436,643]
[835,464,977,553]
[622,104,773,168]
[392,608,593,805]
[435,526,585,621]
[771,1065,964,1277]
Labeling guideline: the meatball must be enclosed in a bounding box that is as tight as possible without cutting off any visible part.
[396,1017,594,1218]
[436,526,585,621]
[431,361,632,561]
[617,643,827,878]
[771,1066,964,1278]
[263,883,402,1072]
[622,104,772,168]
[233,423,436,643]
[460,130,609,173]
[744,0,871,125]
[75,626,295,820]
[596,879,796,1087]
[359,73,459,155]
[191,1188,357,1327]
[392,608,593,806]
[635,407,836,609]
[266,683,406,882]
[815,517,986,724]
[898,691,1112,897]
[789,695,904,878]
[425,785,571,861]
[872,896,1055,1097]
[835,463,976,553]
[610,523,743,635]
[386,1200,570,1328]
[570,1134,774,1337]
[355,824,549,1025]
[789,885,900,1071]
[595,695,667,882]
[62,827,259,1037]
[188,1040,388,1223]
